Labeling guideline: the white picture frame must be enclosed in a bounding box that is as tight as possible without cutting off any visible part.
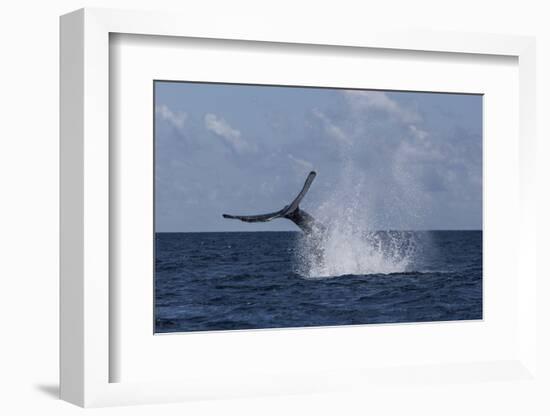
[60,7,538,408]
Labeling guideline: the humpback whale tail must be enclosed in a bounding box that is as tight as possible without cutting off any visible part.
[223,171,325,235]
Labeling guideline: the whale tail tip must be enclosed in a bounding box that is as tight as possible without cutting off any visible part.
[222,171,317,224]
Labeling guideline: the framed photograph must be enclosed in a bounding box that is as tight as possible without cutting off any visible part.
[60,8,538,408]
[153,81,483,334]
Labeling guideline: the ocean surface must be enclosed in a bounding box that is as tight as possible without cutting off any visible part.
[155,231,482,333]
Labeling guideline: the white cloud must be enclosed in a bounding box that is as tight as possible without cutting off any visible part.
[343,90,421,123]
[408,124,429,141]
[204,113,252,154]
[156,104,187,130]
[288,153,313,170]
[312,109,352,145]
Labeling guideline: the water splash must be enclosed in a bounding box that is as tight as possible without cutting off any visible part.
[298,229,418,278]
[296,165,419,279]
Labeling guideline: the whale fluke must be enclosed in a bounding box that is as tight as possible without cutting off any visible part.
[222,171,324,235]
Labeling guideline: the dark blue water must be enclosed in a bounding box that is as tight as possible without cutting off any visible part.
[155,231,482,333]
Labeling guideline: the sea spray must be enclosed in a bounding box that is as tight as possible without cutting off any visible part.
[296,164,419,278]
[297,227,419,279]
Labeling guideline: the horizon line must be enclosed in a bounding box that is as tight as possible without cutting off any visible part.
[155,229,483,233]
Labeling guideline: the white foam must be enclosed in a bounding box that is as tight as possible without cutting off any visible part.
[298,229,417,279]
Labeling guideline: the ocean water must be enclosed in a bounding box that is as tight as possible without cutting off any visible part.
[155,231,482,333]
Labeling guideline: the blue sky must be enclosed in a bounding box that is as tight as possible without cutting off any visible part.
[155,81,482,232]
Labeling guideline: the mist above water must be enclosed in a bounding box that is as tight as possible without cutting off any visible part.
[298,229,418,278]
[296,163,421,279]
